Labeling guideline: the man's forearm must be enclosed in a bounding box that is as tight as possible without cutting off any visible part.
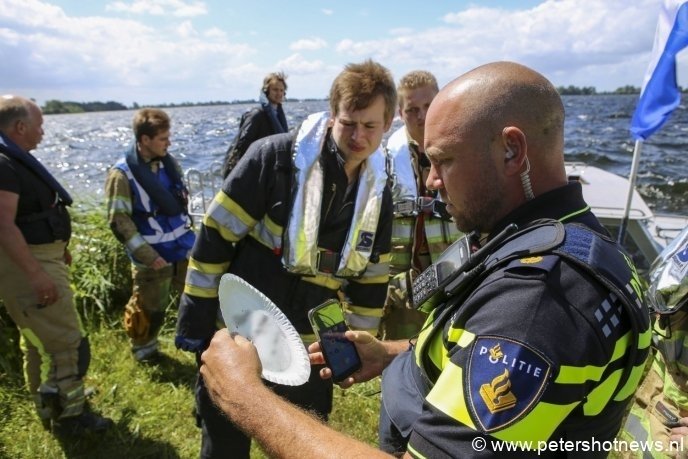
[211,380,390,459]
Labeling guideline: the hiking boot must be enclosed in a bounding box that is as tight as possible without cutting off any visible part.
[52,411,114,436]
[132,339,160,363]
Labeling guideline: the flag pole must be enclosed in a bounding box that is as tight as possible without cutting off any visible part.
[617,139,644,244]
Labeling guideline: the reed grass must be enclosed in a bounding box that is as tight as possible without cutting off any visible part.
[0,204,381,459]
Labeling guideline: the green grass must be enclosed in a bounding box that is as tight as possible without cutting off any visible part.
[0,203,382,458]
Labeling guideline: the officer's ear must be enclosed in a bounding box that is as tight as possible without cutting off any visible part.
[501,126,527,175]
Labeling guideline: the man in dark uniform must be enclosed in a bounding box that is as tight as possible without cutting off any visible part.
[0,95,112,436]
[196,62,651,458]
[221,71,289,178]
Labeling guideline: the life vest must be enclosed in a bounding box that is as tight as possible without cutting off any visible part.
[282,111,387,277]
[0,134,72,243]
[380,220,650,444]
[113,158,195,263]
[385,127,462,271]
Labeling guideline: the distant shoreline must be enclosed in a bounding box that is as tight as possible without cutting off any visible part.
[40,98,327,115]
[39,85,657,114]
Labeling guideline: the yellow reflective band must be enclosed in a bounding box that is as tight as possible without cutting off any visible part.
[301,275,342,290]
[346,304,383,318]
[19,328,51,384]
[203,192,256,242]
[250,214,283,249]
[204,217,242,243]
[415,311,438,363]
[406,443,428,459]
[582,367,622,416]
[263,214,282,240]
[183,284,219,299]
[614,358,650,401]
[556,331,631,384]
[426,361,476,429]
[424,330,446,371]
[558,206,591,223]
[188,258,230,275]
[446,327,475,348]
[215,191,256,227]
[492,401,578,443]
[638,327,652,349]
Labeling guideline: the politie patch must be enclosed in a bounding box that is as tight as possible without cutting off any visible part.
[466,335,552,433]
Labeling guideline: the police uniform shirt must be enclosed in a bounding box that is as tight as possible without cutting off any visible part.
[407,182,644,458]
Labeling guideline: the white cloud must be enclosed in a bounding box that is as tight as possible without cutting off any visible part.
[290,37,327,51]
[276,54,327,74]
[0,0,682,105]
[105,0,207,17]
[0,0,252,104]
[333,0,661,91]
[321,8,333,16]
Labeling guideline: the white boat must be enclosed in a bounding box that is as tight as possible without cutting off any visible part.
[184,161,687,276]
[566,162,687,274]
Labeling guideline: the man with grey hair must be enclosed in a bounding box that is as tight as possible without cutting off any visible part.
[0,95,112,436]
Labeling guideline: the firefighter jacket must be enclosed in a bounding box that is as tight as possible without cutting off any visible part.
[176,111,393,344]
[385,126,462,275]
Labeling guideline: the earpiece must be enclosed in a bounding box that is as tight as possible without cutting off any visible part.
[505,149,515,160]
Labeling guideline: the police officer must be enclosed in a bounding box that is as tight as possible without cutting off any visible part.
[196,62,651,458]
[0,95,112,435]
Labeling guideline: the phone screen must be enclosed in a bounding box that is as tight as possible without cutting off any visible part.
[308,300,362,382]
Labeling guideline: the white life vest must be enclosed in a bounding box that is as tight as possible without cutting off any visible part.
[283,112,387,277]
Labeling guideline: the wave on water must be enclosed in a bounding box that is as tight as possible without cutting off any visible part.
[35,96,687,214]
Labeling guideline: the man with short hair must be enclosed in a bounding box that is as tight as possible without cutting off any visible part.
[105,108,195,362]
[0,95,112,435]
[221,71,289,178]
[198,62,651,458]
[176,59,396,459]
[381,70,462,340]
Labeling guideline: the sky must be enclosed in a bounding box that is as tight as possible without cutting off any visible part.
[2,0,687,106]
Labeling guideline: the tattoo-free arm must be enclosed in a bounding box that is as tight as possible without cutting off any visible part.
[200,331,410,459]
[0,190,59,304]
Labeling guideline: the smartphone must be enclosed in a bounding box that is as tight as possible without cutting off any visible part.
[308,299,362,383]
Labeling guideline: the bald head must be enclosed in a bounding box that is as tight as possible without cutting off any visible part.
[424,62,568,233]
[434,61,565,159]
[0,95,44,152]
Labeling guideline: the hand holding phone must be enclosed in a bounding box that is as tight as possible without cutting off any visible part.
[308,299,362,383]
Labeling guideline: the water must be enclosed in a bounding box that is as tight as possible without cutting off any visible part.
[36,96,687,214]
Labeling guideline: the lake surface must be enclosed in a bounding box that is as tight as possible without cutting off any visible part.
[36,96,687,214]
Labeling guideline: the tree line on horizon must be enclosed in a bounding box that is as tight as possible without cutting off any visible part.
[42,85,685,115]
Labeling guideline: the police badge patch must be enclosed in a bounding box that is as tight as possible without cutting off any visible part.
[466,335,552,433]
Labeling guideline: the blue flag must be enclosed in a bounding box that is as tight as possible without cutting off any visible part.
[631,0,688,140]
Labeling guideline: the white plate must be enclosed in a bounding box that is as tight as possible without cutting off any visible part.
[218,273,310,386]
